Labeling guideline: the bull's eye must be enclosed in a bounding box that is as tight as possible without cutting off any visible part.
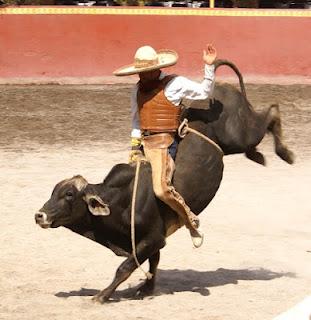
[65,191,73,200]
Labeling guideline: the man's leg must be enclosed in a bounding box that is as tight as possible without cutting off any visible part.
[144,146,204,248]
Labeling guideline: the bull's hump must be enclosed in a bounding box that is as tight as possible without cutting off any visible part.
[103,163,136,188]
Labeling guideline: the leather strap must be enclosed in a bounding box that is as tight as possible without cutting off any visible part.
[142,133,174,149]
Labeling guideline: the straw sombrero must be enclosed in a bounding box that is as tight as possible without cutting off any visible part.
[113,45,178,76]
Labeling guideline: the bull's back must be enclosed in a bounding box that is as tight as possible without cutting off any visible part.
[190,83,261,153]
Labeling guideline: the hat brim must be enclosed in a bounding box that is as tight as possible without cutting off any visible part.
[113,49,178,76]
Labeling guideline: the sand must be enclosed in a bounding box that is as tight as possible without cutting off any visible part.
[0,83,310,320]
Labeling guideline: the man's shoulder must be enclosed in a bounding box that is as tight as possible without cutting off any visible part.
[165,74,188,87]
[163,74,178,83]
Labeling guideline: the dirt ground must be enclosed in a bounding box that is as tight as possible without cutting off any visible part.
[0,83,310,320]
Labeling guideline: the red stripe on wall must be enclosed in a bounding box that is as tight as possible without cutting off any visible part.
[0,10,310,82]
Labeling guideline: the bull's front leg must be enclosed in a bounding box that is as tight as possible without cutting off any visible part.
[92,238,165,303]
[135,250,160,298]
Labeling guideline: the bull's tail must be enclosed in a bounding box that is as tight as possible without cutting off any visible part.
[214,59,247,98]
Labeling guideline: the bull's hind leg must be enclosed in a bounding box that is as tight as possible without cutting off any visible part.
[92,238,165,304]
[245,147,266,166]
[266,104,295,164]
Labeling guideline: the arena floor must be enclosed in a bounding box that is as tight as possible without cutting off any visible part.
[1,83,310,320]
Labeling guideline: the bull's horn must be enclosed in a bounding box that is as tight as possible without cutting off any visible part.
[72,175,88,191]
[61,175,88,192]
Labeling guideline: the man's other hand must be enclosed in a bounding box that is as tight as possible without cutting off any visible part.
[129,150,146,164]
[203,44,217,65]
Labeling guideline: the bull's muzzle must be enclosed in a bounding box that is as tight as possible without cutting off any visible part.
[35,211,51,228]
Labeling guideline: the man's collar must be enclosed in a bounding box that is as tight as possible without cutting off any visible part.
[159,71,166,80]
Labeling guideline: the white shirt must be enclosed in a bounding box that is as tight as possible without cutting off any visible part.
[131,64,215,138]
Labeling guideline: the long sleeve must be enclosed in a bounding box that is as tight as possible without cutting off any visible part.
[130,84,141,138]
[164,64,215,105]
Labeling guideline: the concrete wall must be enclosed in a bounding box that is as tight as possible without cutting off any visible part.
[1,7,311,83]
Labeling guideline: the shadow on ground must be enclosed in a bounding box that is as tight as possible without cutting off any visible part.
[55,267,295,301]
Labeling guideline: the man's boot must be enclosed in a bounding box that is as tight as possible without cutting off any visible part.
[190,228,204,248]
[169,186,204,248]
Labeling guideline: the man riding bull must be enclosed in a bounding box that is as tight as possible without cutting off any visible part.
[113,44,217,248]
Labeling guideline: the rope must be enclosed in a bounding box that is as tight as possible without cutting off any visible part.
[131,158,153,280]
[178,118,224,155]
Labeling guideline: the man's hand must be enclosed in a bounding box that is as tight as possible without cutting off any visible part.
[203,44,217,65]
[129,149,145,164]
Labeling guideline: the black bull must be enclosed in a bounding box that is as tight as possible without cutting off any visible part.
[35,60,294,303]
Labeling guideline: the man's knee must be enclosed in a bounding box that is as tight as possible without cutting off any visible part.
[153,182,171,202]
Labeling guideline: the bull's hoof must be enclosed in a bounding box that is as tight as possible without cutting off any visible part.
[92,292,110,304]
[277,147,295,164]
[135,280,155,299]
[245,150,266,166]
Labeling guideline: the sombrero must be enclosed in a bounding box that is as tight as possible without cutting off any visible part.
[113,45,178,76]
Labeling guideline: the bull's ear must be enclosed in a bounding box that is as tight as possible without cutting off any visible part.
[83,194,110,216]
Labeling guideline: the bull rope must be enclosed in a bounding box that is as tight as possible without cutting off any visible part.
[131,158,153,280]
[178,118,224,155]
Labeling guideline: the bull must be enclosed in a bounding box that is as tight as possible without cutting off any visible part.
[35,59,294,303]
